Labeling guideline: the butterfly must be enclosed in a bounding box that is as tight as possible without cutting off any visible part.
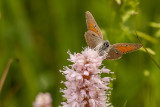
[85,11,142,60]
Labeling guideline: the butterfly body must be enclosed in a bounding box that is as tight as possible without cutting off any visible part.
[85,11,142,60]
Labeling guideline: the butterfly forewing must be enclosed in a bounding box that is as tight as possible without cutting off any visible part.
[85,31,104,49]
[86,11,103,39]
[106,43,142,60]
[113,43,142,54]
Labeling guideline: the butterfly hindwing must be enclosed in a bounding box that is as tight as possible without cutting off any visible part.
[86,11,103,39]
[105,45,122,60]
[85,31,104,49]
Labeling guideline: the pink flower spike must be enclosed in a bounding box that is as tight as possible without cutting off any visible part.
[60,48,113,107]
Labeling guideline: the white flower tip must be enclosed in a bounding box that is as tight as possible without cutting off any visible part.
[71,73,76,78]
[76,75,82,80]
[84,71,89,76]
[33,92,52,107]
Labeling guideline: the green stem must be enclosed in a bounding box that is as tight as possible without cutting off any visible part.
[0,58,19,94]
[136,32,160,70]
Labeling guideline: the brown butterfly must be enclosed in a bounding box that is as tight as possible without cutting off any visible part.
[85,11,142,60]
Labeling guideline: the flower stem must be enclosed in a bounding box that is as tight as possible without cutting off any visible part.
[136,32,160,70]
[0,58,19,94]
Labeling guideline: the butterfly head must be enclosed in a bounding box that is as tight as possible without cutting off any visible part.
[102,41,110,50]
[95,40,110,56]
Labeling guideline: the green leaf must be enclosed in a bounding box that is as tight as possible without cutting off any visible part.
[150,22,160,28]
[136,31,158,44]
[140,48,156,55]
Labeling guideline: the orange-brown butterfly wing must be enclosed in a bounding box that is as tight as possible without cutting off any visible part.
[106,43,142,60]
[86,11,103,39]
[113,43,142,54]
[106,45,122,60]
[85,31,104,49]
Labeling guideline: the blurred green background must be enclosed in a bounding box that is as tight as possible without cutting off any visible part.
[0,0,160,107]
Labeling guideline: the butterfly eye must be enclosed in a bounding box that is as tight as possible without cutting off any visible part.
[103,41,110,47]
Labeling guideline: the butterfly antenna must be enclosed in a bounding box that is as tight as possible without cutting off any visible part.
[135,31,160,70]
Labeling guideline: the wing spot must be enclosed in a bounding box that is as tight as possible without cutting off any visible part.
[92,34,95,36]
[94,25,96,28]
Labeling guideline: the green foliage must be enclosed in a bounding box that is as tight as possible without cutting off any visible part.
[0,0,160,107]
